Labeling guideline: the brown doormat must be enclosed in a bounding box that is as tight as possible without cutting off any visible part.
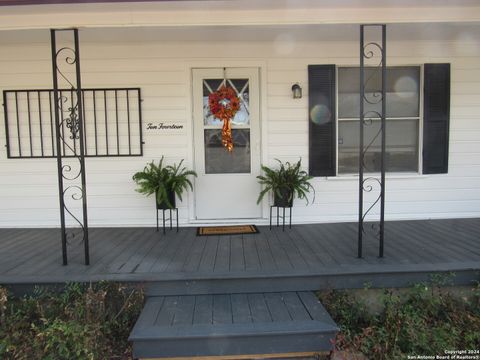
[197,225,259,236]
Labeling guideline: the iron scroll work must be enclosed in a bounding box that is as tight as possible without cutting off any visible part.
[3,88,143,159]
[358,24,386,258]
[51,29,89,265]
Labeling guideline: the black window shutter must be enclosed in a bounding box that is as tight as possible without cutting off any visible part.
[308,65,336,176]
[423,63,450,174]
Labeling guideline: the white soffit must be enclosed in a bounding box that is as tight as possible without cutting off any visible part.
[0,0,479,30]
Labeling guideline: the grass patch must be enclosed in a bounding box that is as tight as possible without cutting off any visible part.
[319,281,480,359]
[0,282,144,359]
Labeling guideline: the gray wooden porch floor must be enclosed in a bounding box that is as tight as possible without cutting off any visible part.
[1,218,479,289]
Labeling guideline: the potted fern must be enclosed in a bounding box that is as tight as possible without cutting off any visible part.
[133,157,197,209]
[256,159,315,207]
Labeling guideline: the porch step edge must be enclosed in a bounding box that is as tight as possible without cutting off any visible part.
[145,266,480,296]
[129,320,339,341]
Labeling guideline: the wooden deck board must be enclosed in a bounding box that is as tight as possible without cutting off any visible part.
[108,229,153,273]
[213,294,232,324]
[0,229,43,252]
[401,221,471,262]
[285,227,328,269]
[193,295,213,325]
[46,228,112,276]
[231,293,252,324]
[424,221,480,257]
[155,296,179,326]
[290,226,335,267]
[384,223,435,263]
[82,228,141,275]
[166,230,196,273]
[119,232,158,274]
[214,237,231,273]
[149,229,189,273]
[135,235,171,273]
[172,295,195,326]
[254,232,277,271]
[297,292,336,325]
[135,297,164,330]
[248,293,272,323]
[2,230,56,273]
[307,224,352,265]
[262,227,293,270]
[198,236,219,273]
[243,235,261,271]
[282,291,311,321]
[230,235,245,272]
[322,223,366,264]
[264,293,291,322]
[436,220,479,248]
[11,240,63,276]
[182,236,207,272]
[271,227,309,270]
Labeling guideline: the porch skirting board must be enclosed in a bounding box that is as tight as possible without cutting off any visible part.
[2,262,478,297]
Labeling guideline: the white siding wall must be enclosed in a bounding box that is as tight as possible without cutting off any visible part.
[1,32,479,227]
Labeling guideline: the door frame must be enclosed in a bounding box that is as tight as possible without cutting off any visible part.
[185,60,269,223]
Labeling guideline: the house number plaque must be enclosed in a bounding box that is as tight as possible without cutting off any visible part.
[146,122,184,130]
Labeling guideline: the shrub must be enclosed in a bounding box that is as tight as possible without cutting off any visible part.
[320,282,480,360]
[0,282,144,360]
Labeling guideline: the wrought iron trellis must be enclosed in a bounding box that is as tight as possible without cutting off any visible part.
[51,29,89,265]
[358,24,386,258]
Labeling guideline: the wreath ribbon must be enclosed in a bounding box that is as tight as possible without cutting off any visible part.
[221,117,233,152]
[208,85,240,152]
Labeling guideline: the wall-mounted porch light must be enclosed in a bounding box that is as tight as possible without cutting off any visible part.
[291,83,302,99]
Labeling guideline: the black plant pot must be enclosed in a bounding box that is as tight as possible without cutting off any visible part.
[156,190,176,210]
[273,189,293,207]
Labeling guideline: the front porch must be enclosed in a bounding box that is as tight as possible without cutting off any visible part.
[2,218,479,358]
[1,218,479,292]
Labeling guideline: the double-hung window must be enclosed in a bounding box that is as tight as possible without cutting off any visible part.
[337,66,421,174]
[309,63,449,177]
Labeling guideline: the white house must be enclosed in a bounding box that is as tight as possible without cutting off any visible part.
[0,0,479,228]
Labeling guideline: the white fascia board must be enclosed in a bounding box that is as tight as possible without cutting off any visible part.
[0,2,479,30]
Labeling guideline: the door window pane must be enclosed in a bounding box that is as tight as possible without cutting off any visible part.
[338,119,419,173]
[338,66,420,118]
[204,129,251,174]
[203,79,250,126]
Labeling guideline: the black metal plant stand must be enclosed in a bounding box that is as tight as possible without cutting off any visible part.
[270,206,292,231]
[156,208,179,234]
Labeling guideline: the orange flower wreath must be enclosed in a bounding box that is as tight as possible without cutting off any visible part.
[208,86,240,152]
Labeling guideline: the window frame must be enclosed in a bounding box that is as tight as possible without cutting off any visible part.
[335,64,424,176]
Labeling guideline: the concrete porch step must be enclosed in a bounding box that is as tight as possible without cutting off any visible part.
[129,291,338,359]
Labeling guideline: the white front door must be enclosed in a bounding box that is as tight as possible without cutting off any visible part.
[193,68,262,220]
